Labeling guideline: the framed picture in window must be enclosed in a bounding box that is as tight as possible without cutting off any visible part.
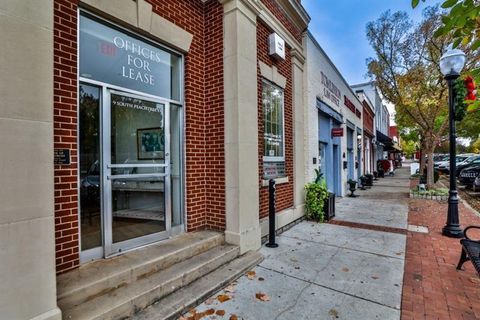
[137,127,164,160]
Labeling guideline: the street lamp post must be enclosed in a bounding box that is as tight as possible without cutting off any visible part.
[440,46,466,238]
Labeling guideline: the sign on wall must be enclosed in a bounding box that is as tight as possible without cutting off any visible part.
[79,15,181,100]
[269,33,285,60]
[321,72,340,107]
[331,127,344,137]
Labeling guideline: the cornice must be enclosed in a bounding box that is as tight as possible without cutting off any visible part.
[276,0,310,31]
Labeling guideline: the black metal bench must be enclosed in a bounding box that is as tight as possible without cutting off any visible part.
[457,226,480,275]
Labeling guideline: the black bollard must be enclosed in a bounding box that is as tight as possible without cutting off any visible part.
[266,179,278,248]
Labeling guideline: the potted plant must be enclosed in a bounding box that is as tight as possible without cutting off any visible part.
[347,179,358,197]
[304,169,329,222]
[359,176,368,190]
[365,173,374,186]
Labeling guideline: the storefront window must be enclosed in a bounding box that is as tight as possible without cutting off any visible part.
[79,84,102,251]
[262,81,285,178]
[319,142,327,176]
[79,14,182,101]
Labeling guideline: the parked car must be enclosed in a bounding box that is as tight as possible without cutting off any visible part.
[459,165,480,188]
[434,155,449,168]
[456,156,480,177]
[437,155,476,174]
[473,176,480,192]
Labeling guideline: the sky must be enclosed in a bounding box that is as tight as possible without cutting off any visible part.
[302,0,442,86]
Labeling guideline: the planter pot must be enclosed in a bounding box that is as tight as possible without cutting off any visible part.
[323,192,336,221]
[365,175,373,186]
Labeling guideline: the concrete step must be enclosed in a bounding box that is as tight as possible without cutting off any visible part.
[131,251,264,320]
[61,244,240,320]
[58,231,224,312]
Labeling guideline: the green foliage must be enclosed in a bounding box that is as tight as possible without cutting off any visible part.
[454,78,468,121]
[411,187,449,196]
[304,178,329,222]
[412,0,480,103]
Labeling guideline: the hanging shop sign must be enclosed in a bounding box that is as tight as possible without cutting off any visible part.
[269,33,285,60]
[321,72,340,107]
[79,15,181,99]
[331,127,344,137]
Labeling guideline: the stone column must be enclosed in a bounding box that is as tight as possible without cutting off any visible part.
[0,1,61,319]
[291,48,306,217]
[221,0,261,254]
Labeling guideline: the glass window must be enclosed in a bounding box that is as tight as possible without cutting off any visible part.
[319,142,327,176]
[79,14,182,101]
[262,81,284,160]
[79,84,102,251]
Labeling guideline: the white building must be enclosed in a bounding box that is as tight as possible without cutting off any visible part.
[304,32,364,196]
[351,81,391,162]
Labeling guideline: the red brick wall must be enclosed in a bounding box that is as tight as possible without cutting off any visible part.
[54,0,80,273]
[260,0,303,42]
[362,101,374,136]
[257,21,295,218]
[53,0,224,273]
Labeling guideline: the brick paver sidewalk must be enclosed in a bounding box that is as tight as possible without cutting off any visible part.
[402,183,480,319]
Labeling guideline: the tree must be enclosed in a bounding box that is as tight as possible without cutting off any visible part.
[366,8,451,187]
[367,7,478,186]
[412,0,480,111]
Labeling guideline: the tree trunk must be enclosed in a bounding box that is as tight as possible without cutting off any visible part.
[419,140,426,175]
[426,149,435,188]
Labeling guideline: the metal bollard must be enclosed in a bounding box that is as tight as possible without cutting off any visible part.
[266,179,278,248]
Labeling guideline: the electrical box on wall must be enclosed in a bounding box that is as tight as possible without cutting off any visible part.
[269,33,285,60]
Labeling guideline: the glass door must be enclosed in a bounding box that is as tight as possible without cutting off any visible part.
[103,90,171,256]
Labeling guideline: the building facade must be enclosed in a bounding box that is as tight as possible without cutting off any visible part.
[351,81,391,163]
[305,33,364,196]
[1,0,309,319]
[356,91,376,174]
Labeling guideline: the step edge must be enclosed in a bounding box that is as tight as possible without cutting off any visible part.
[135,251,264,320]
[60,245,240,319]
[57,233,224,301]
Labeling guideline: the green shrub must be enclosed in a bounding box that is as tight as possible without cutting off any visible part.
[305,177,329,222]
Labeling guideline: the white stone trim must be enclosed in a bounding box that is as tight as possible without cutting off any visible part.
[259,61,287,88]
[261,176,289,187]
[79,0,193,52]
[260,206,305,237]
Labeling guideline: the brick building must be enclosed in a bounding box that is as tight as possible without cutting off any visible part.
[0,0,309,319]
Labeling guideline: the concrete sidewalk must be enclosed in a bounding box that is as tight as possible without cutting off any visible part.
[183,167,410,320]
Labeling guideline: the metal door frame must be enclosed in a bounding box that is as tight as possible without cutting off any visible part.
[103,88,171,257]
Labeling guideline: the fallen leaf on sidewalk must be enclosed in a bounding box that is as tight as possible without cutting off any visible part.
[258,277,265,281]
[246,271,256,280]
[329,308,339,318]
[255,292,270,301]
[341,267,349,272]
[395,252,403,255]
[216,310,226,316]
[371,275,379,280]
[225,285,235,293]
[229,315,238,320]
[217,294,231,303]
[204,298,214,305]
[205,309,215,315]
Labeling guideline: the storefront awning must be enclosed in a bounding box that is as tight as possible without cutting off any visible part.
[376,130,392,145]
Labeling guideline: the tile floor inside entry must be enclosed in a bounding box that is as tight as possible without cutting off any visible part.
[182,167,411,320]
